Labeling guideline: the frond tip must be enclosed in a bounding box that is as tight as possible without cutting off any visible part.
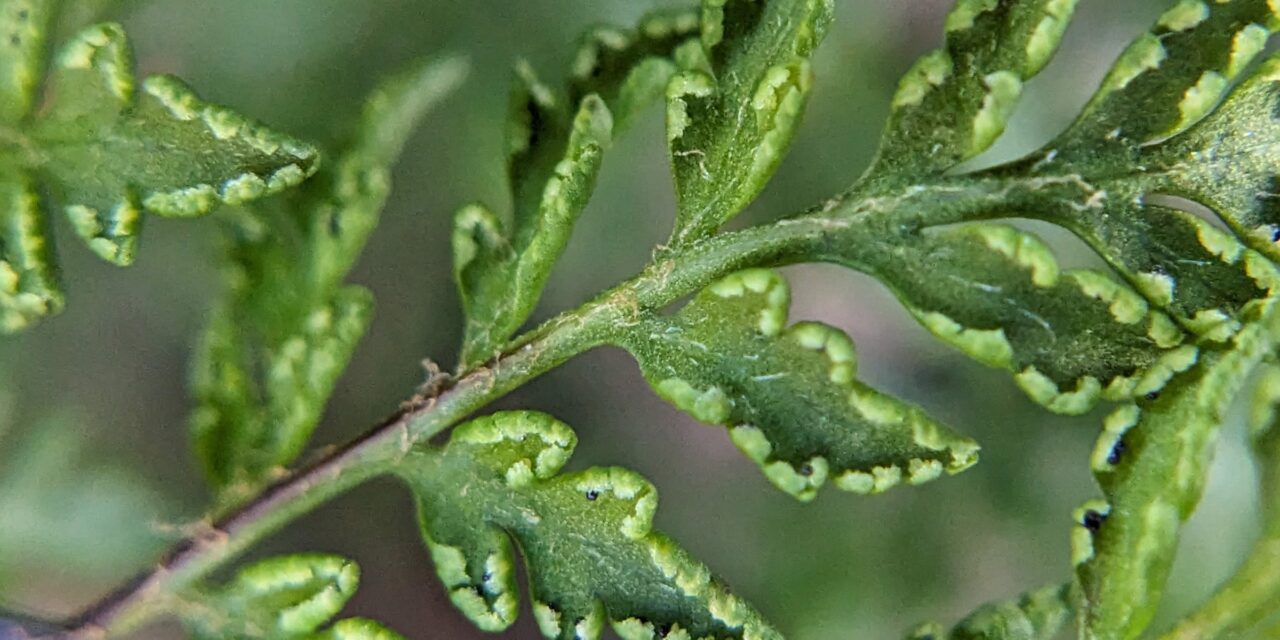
[400,411,781,640]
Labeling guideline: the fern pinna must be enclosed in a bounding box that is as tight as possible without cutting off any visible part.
[4,0,1280,638]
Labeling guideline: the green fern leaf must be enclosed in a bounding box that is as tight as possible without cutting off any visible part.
[0,18,320,333]
[185,554,360,639]
[867,0,1078,178]
[666,0,833,246]
[613,268,978,500]
[312,619,407,640]
[454,11,699,367]
[821,2,1280,412]
[29,23,319,262]
[1055,0,1278,152]
[852,223,1190,415]
[756,207,1192,417]
[1146,55,1280,263]
[0,174,61,332]
[1072,294,1280,639]
[190,56,465,498]
[0,0,56,124]
[908,584,1073,640]
[400,411,780,640]
[991,4,1280,336]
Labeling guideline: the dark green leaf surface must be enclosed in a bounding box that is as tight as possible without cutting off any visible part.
[190,56,465,499]
[854,223,1189,415]
[402,411,781,640]
[614,268,979,500]
[1032,196,1270,340]
[825,2,1280,412]
[1148,55,1280,264]
[789,208,1189,414]
[454,11,699,366]
[868,0,1078,178]
[994,23,1280,336]
[666,0,832,246]
[1054,0,1279,153]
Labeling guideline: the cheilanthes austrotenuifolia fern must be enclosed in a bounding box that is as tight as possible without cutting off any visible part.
[4,0,1280,639]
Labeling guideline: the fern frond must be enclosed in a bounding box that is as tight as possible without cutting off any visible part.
[400,411,780,640]
[796,1,1280,415]
[33,24,319,257]
[1072,295,1280,639]
[190,56,466,499]
[908,584,1073,640]
[454,11,700,366]
[666,0,833,246]
[613,268,978,500]
[995,3,1280,335]
[0,15,320,332]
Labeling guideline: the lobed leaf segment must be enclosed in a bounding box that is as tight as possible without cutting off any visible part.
[183,554,405,640]
[452,9,705,366]
[402,411,780,640]
[190,57,467,502]
[0,2,319,332]
[614,268,978,501]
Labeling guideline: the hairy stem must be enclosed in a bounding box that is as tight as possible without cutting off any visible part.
[62,174,1024,638]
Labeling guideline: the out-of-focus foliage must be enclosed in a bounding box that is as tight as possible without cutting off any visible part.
[0,392,164,588]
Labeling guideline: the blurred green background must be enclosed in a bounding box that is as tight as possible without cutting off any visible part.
[0,1,1267,638]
